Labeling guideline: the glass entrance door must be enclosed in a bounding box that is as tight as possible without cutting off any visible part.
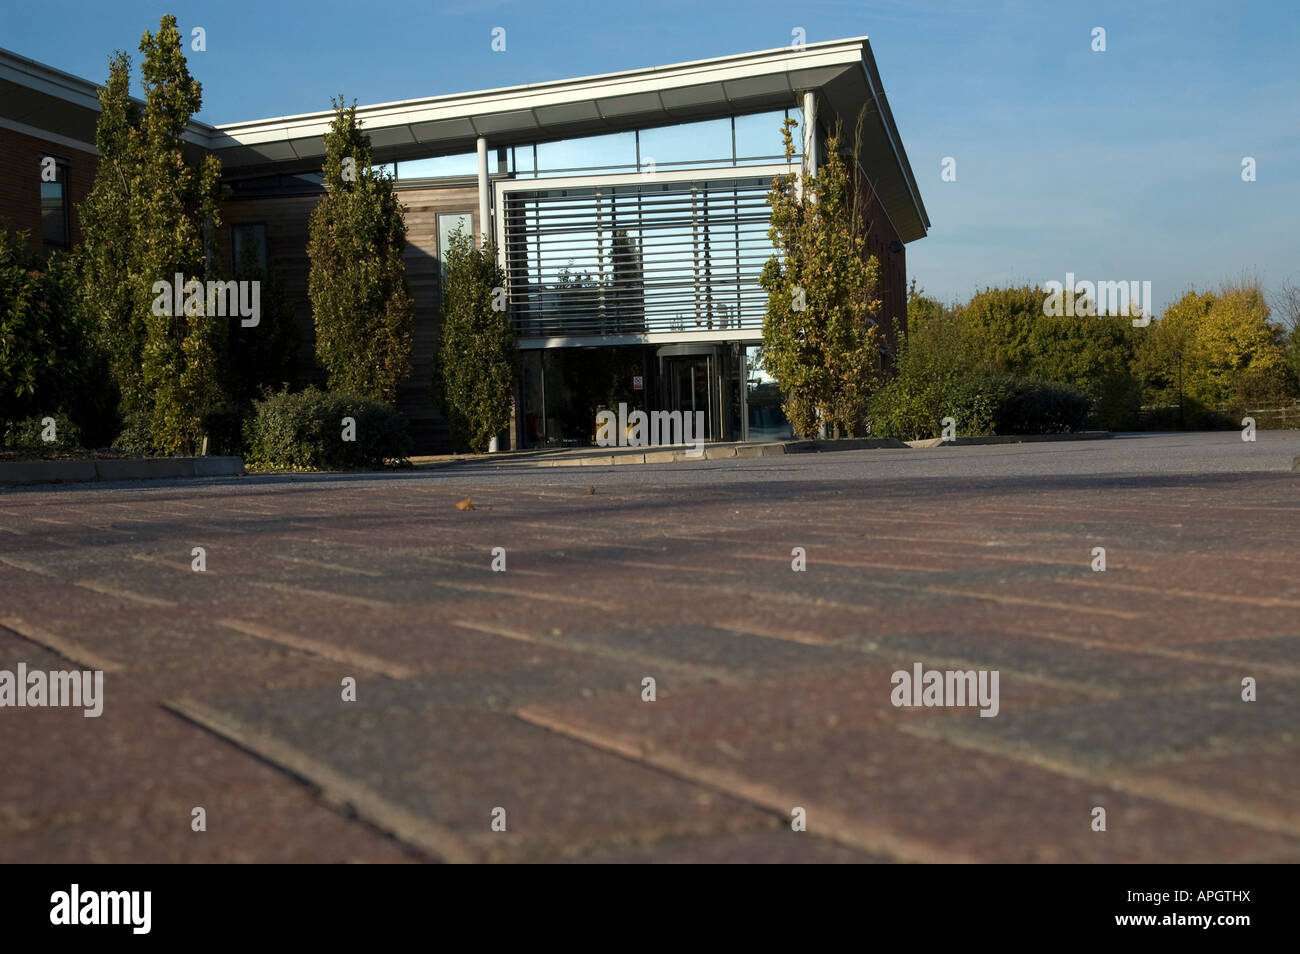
[662,354,713,442]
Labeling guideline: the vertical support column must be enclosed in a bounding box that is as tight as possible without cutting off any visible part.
[476,136,490,249]
[802,90,819,180]
[804,91,825,438]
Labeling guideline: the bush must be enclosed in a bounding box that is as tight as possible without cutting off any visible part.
[870,372,1092,438]
[113,409,156,456]
[868,374,950,440]
[1136,401,1236,431]
[992,377,1093,434]
[244,386,412,469]
[3,413,82,450]
[0,228,107,440]
[941,373,1012,436]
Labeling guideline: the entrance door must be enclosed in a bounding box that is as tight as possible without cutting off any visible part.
[662,354,713,442]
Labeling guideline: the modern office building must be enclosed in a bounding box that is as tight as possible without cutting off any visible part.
[1,36,929,452]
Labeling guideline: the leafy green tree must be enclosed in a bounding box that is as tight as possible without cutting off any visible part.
[78,51,143,415]
[760,119,882,438]
[870,283,1140,434]
[434,229,517,452]
[78,17,226,454]
[867,285,968,439]
[0,228,98,441]
[307,98,414,403]
[957,285,1140,429]
[1136,282,1293,408]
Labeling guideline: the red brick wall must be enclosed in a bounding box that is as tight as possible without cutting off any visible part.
[847,159,908,360]
[0,126,97,251]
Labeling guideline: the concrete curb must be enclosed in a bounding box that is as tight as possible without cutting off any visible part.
[526,431,1113,468]
[904,431,1112,448]
[535,437,908,468]
[0,456,244,488]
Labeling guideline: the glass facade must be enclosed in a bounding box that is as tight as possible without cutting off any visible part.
[745,345,793,441]
[513,108,801,179]
[535,131,637,177]
[501,173,777,339]
[399,153,479,179]
[490,108,802,445]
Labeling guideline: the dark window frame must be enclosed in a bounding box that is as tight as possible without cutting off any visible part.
[40,156,71,250]
[231,222,269,272]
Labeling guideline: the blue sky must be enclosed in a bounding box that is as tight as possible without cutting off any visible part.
[5,0,1297,314]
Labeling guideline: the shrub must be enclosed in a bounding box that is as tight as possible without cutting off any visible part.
[113,409,156,456]
[3,413,82,451]
[868,374,950,440]
[993,378,1093,434]
[941,373,1012,436]
[871,372,1092,438]
[0,229,104,440]
[244,386,411,469]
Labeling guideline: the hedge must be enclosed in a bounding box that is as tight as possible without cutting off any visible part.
[243,386,412,470]
[870,372,1093,439]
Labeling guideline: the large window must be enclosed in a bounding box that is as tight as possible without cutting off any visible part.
[734,108,800,165]
[40,158,70,249]
[514,108,803,179]
[399,154,478,179]
[637,118,732,171]
[745,345,792,440]
[231,223,267,271]
[535,131,637,177]
[438,211,473,285]
[501,172,777,338]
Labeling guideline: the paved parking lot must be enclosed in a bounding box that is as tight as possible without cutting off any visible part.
[1,431,1298,862]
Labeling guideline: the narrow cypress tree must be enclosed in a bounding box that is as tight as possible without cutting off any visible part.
[78,52,143,415]
[136,16,226,453]
[78,16,226,453]
[434,229,517,452]
[307,99,414,403]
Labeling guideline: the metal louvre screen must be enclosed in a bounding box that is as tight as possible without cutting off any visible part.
[502,175,775,338]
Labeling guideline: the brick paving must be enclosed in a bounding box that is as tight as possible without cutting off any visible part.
[1,431,1298,862]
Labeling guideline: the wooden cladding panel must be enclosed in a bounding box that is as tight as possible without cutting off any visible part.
[220,183,479,453]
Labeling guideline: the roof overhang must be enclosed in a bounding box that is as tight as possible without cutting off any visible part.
[0,47,214,155]
[0,36,928,242]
